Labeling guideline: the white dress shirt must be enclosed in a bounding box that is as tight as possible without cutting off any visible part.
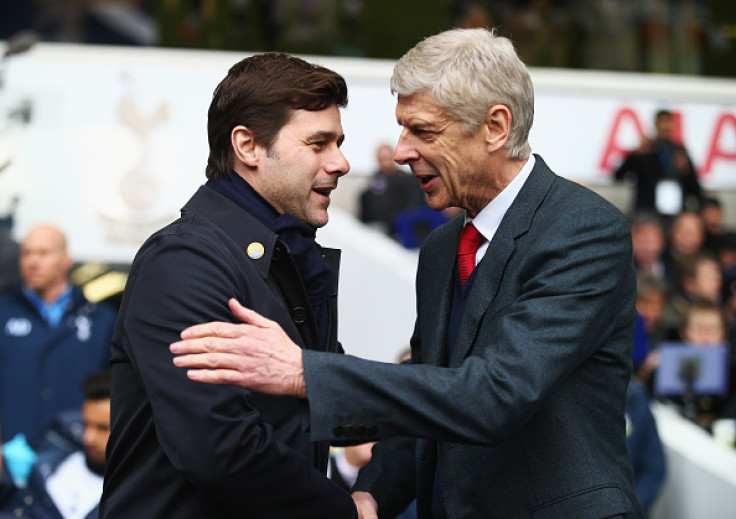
[468,154,536,265]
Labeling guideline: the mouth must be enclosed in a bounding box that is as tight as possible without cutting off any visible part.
[312,185,336,200]
[416,175,438,192]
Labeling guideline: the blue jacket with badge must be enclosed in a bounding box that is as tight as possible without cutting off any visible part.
[0,287,116,443]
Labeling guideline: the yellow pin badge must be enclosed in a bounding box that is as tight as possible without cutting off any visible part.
[247,242,265,260]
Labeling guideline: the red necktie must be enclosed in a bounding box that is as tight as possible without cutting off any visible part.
[457,223,483,285]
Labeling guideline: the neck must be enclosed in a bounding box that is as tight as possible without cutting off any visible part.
[37,282,69,304]
[495,157,527,189]
[466,157,527,218]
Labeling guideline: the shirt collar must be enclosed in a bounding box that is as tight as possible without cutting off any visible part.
[23,284,73,326]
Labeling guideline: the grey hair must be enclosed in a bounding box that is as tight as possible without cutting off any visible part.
[391,28,533,160]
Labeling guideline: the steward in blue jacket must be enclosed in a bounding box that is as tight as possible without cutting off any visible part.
[0,286,116,444]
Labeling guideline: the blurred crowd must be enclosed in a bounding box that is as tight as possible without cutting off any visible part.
[1,0,734,77]
[611,110,736,433]
[627,203,736,425]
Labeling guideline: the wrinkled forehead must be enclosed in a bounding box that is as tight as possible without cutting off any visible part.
[395,91,452,126]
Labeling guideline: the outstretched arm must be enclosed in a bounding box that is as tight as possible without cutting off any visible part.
[171,300,402,518]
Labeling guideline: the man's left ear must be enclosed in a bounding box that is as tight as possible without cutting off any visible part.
[484,105,511,152]
[232,125,259,168]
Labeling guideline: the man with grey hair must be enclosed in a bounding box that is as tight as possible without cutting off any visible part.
[171,28,644,519]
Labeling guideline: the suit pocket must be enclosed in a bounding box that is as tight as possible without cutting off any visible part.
[532,485,632,519]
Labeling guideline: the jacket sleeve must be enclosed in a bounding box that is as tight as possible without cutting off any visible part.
[120,231,355,518]
[302,189,635,446]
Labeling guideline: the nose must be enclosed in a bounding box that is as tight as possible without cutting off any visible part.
[393,129,418,165]
[83,428,94,448]
[327,146,350,177]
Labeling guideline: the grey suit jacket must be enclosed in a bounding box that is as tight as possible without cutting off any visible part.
[303,155,644,518]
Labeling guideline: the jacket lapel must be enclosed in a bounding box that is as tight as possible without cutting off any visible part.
[450,156,556,366]
[422,216,464,366]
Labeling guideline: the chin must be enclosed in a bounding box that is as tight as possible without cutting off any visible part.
[426,199,449,212]
[308,212,329,229]
[311,219,328,229]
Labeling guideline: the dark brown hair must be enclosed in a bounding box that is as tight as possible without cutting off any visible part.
[206,52,348,179]
[84,370,112,401]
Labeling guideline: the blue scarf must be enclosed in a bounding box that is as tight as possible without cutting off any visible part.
[206,172,331,349]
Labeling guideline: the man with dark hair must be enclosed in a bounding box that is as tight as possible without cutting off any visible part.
[700,196,727,255]
[615,109,702,216]
[99,53,355,518]
[1,370,112,519]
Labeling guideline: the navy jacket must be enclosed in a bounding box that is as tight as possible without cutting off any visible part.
[100,186,356,518]
[304,156,645,518]
[0,287,115,443]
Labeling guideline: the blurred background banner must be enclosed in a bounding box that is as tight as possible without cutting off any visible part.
[0,42,734,264]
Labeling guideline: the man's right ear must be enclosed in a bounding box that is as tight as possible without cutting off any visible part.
[231,125,259,168]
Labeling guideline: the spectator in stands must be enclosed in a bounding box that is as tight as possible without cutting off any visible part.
[614,110,702,216]
[681,299,727,346]
[700,196,726,255]
[625,380,666,515]
[359,142,429,243]
[661,253,722,353]
[662,210,705,290]
[635,275,673,387]
[666,299,736,429]
[637,275,672,347]
[716,232,736,272]
[631,212,667,279]
[0,370,111,519]
[0,224,116,444]
[679,253,722,305]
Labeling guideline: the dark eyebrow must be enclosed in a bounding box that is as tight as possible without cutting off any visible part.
[307,131,345,146]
